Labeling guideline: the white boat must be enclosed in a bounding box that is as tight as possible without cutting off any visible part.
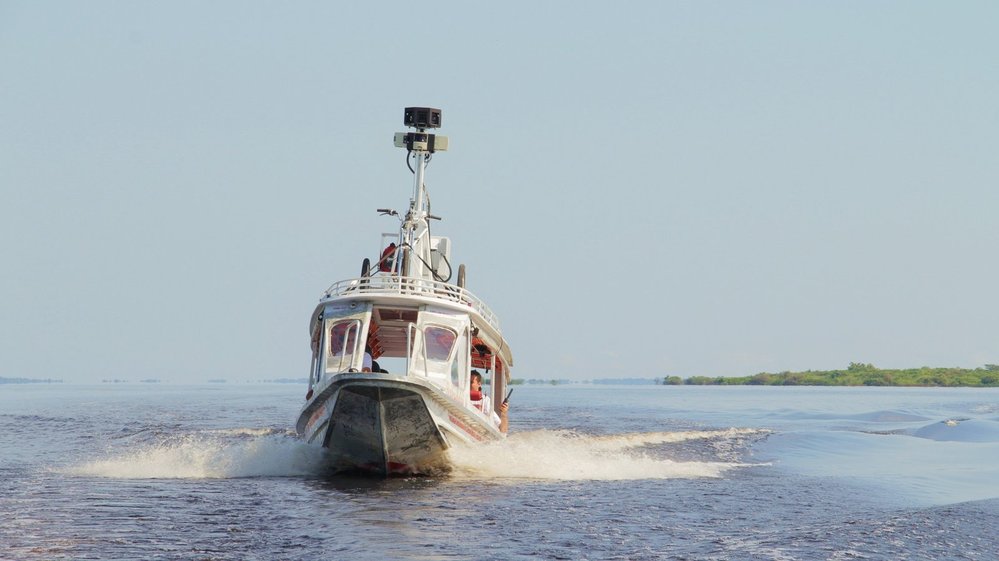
[295,108,514,475]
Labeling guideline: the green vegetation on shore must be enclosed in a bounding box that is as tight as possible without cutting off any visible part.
[664,363,999,387]
[0,376,63,384]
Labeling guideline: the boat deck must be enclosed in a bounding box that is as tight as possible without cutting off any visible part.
[323,275,502,333]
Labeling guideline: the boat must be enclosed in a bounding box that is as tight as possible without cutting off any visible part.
[295,107,514,475]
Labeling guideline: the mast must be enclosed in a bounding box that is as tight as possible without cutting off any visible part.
[393,107,448,280]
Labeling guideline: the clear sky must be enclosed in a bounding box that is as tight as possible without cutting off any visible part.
[2,2,997,383]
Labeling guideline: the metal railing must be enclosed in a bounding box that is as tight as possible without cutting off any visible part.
[322,275,502,333]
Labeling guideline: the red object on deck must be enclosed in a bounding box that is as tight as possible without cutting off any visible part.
[379,243,396,272]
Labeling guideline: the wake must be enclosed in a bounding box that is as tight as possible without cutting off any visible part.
[446,428,769,481]
[61,427,768,481]
[63,429,324,479]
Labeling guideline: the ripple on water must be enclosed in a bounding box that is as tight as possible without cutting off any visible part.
[911,418,999,442]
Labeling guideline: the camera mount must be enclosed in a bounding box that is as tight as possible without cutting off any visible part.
[394,107,448,153]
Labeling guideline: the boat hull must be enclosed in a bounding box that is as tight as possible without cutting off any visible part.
[297,374,501,476]
[324,384,446,474]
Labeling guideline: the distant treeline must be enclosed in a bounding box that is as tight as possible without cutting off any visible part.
[0,376,63,384]
[509,378,571,385]
[509,378,659,385]
[663,363,999,387]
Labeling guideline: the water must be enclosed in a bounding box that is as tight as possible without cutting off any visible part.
[2,384,998,560]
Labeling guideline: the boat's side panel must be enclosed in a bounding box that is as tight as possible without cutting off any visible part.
[297,380,337,443]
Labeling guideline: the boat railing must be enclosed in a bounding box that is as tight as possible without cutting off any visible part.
[323,275,502,333]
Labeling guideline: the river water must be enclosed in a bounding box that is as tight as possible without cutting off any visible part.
[1,383,997,560]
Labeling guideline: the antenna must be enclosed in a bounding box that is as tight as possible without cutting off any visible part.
[391,107,450,280]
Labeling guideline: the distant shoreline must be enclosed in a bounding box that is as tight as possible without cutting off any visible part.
[0,377,63,384]
[6,364,999,387]
[660,363,999,388]
[513,363,999,387]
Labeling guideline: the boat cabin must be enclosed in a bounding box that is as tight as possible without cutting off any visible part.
[308,298,510,424]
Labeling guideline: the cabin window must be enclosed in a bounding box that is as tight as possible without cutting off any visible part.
[424,326,456,361]
[378,308,418,323]
[327,320,360,372]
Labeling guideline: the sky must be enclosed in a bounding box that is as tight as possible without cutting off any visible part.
[2,1,997,383]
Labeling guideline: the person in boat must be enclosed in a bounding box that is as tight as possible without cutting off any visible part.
[470,370,508,433]
[362,345,373,373]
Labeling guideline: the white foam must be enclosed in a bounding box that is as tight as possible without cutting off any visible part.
[445,429,763,481]
[64,431,325,479]
[63,427,765,481]
[202,427,283,437]
[585,427,766,451]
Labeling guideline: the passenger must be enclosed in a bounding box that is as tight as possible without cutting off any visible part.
[363,346,373,373]
[470,370,509,433]
[469,370,485,405]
